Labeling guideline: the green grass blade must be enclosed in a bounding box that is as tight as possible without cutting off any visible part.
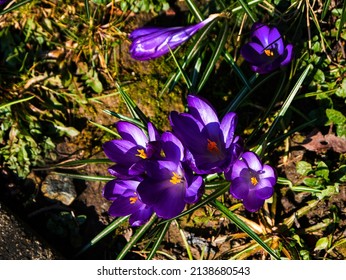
[337,0,346,40]
[256,64,313,155]
[0,95,35,110]
[185,0,204,21]
[321,0,331,20]
[147,220,171,260]
[89,120,120,137]
[0,0,32,15]
[197,20,229,93]
[211,200,281,260]
[75,215,129,257]
[236,0,257,23]
[102,109,146,130]
[53,158,112,168]
[116,213,157,260]
[84,0,90,19]
[52,172,114,181]
[161,19,219,95]
[115,82,148,125]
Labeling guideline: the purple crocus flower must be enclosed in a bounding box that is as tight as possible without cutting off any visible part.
[240,22,293,74]
[102,121,161,179]
[225,151,277,212]
[129,14,219,60]
[169,95,243,175]
[137,132,204,219]
[103,178,154,226]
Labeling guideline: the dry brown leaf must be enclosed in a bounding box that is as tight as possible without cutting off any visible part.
[300,130,346,154]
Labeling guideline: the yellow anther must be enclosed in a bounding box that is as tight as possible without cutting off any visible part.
[170,172,182,185]
[136,149,147,159]
[264,49,274,57]
[207,139,220,154]
[250,177,258,186]
[129,196,138,204]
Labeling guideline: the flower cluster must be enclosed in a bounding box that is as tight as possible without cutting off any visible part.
[103,96,277,226]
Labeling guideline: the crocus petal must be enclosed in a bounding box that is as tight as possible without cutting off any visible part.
[260,164,277,184]
[103,179,138,200]
[255,179,274,200]
[129,206,153,226]
[147,122,161,142]
[227,159,248,179]
[251,23,270,47]
[242,152,263,171]
[184,175,204,204]
[240,42,270,65]
[161,132,184,162]
[230,177,250,199]
[220,112,237,147]
[279,44,294,67]
[187,95,219,125]
[115,121,148,146]
[108,194,142,217]
[268,27,284,54]
[242,190,265,212]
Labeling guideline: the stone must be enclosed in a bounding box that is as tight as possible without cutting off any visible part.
[41,173,77,205]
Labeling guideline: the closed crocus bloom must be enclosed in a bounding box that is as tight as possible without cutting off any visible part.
[129,14,219,60]
[103,178,153,226]
[240,22,293,74]
[169,95,243,175]
[225,151,277,212]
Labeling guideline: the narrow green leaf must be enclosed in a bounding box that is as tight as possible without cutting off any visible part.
[115,82,149,125]
[116,214,157,260]
[89,120,120,137]
[211,200,281,260]
[257,64,313,155]
[75,216,129,257]
[185,0,204,21]
[102,109,146,130]
[197,20,229,93]
[0,95,35,110]
[147,221,171,260]
[321,0,331,19]
[0,0,32,15]
[337,0,346,40]
[235,0,257,23]
[54,158,112,168]
[52,172,114,181]
[84,0,90,19]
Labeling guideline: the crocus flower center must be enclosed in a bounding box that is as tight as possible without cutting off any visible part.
[129,195,138,204]
[250,176,259,186]
[170,172,182,184]
[264,49,274,57]
[207,139,220,154]
[136,149,147,159]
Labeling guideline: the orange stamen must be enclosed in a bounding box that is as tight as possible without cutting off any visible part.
[207,139,220,154]
[264,49,274,57]
[170,172,182,184]
[136,149,147,159]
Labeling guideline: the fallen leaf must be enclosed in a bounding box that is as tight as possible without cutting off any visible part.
[300,129,346,154]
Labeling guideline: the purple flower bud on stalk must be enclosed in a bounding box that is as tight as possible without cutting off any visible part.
[224,151,277,212]
[240,22,293,74]
[129,14,219,61]
[169,95,243,175]
[103,178,154,226]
